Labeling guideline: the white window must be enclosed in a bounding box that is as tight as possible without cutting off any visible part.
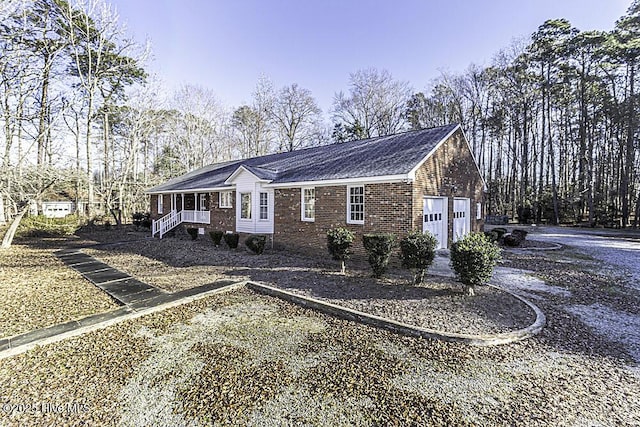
[259,192,268,220]
[477,202,482,220]
[347,186,364,224]
[199,194,207,211]
[301,188,315,222]
[240,192,251,219]
[219,191,232,208]
[157,194,163,214]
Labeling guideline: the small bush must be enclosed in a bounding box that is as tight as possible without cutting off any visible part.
[399,231,438,285]
[362,234,396,278]
[503,233,522,247]
[327,227,355,274]
[132,212,150,229]
[492,227,508,240]
[17,214,81,237]
[223,232,239,249]
[209,230,224,246]
[450,232,501,296]
[186,227,198,240]
[517,205,533,224]
[483,230,499,243]
[246,234,267,255]
[512,229,528,241]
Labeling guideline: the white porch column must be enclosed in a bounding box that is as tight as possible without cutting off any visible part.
[194,193,197,210]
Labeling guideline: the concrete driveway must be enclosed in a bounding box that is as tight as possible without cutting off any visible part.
[528,226,640,290]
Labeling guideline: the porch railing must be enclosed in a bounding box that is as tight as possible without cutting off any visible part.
[152,210,210,239]
[182,210,210,224]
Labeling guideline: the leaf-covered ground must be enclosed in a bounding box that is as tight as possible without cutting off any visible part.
[0,242,118,338]
[86,237,535,335]
[1,227,639,425]
[1,288,639,426]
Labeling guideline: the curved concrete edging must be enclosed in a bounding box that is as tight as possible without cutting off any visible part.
[247,281,546,346]
[519,242,563,251]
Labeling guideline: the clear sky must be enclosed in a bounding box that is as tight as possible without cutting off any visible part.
[109,0,632,113]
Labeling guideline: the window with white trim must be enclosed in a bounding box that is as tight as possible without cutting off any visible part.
[219,191,232,208]
[240,193,251,219]
[301,188,315,221]
[476,203,482,220]
[347,186,364,224]
[157,194,163,214]
[199,194,207,211]
[259,192,268,220]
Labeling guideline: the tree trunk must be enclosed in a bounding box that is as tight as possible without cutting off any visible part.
[1,204,29,249]
[0,196,5,225]
[621,63,635,227]
[86,93,95,218]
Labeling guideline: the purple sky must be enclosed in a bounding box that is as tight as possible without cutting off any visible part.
[110,0,631,113]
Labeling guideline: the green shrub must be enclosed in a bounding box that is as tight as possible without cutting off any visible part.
[492,227,507,240]
[503,233,522,247]
[186,227,198,240]
[512,229,528,241]
[245,234,267,255]
[141,217,151,229]
[132,212,151,229]
[399,231,438,285]
[450,232,501,296]
[483,230,499,243]
[209,230,224,246]
[223,232,239,249]
[362,234,396,278]
[17,214,81,238]
[327,227,355,274]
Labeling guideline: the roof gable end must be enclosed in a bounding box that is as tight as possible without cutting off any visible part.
[224,165,275,185]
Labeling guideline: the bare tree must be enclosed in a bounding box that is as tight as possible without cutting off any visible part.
[332,68,411,140]
[270,83,322,152]
[61,0,147,217]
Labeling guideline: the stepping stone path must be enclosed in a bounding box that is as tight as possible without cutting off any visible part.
[55,249,166,305]
[0,248,237,356]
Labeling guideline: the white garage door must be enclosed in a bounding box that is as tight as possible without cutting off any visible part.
[453,197,471,242]
[423,197,447,249]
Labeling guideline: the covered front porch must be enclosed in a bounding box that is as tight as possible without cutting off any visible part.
[168,192,211,224]
[152,192,211,238]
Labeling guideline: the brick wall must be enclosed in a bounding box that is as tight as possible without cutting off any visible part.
[150,194,171,220]
[207,191,235,233]
[273,183,413,258]
[412,128,485,240]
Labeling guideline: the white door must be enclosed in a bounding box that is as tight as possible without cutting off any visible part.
[423,197,447,249]
[453,198,471,242]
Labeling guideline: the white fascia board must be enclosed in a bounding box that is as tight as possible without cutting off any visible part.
[264,174,410,189]
[145,186,234,195]
[407,124,460,180]
[224,165,272,185]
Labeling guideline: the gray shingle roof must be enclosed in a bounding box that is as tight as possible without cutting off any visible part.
[146,123,459,193]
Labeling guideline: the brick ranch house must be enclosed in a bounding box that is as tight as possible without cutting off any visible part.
[146,123,485,255]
